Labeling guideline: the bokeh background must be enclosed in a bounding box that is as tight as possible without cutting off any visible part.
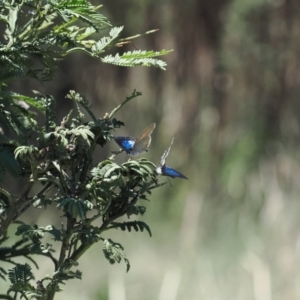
[5,0,300,299]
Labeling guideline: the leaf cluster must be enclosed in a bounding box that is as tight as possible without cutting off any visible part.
[0,0,172,186]
[0,0,171,84]
[0,0,175,298]
[0,90,166,299]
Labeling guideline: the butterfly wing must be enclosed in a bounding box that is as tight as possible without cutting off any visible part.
[161,165,188,179]
[114,136,136,153]
[159,137,174,166]
[130,123,156,155]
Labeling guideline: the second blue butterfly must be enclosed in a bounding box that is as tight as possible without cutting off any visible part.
[114,123,156,156]
[156,138,188,179]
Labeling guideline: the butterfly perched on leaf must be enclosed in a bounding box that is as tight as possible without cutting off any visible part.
[156,138,188,179]
[114,123,156,156]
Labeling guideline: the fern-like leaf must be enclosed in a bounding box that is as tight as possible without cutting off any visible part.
[102,50,172,70]
[109,221,152,237]
[0,267,7,281]
[8,263,34,284]
[57,0,110,29]
[102,239,130,272]
[57,197,93,220]
[68,125,95,145]
[91,26,123,54]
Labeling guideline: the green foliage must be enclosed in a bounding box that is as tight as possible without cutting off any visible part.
[0,0,177,298]
[7,264,36,299]
[109,221,152,237]
[102,50,172,70]
[8,263,34,285]
[103,239,130,272]
[0,92,38,141]
[0,88,164,298]
[0,0,171,84]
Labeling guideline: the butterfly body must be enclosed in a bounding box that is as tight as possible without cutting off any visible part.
[114,137,136,153]
[114,123,156,156]
[157,138,188,179]
[157,165,188,179]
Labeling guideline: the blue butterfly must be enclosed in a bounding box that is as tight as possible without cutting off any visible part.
[156,138,188,179]
[114,123,156,156]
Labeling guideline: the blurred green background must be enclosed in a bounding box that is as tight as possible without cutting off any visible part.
[6,0,300,299]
